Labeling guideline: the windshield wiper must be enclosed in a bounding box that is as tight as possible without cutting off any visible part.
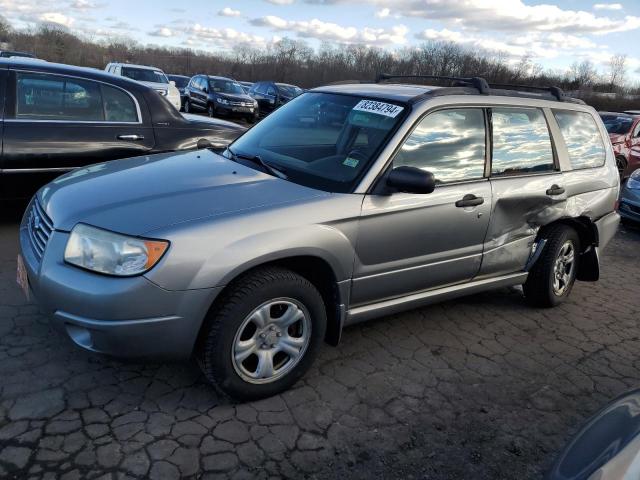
[226,148,288,180]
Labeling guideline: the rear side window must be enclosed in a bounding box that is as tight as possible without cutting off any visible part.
[16,72,103,121]
[394,108,486,184]
[102,85,138,122]
[491,107,555,176]
[553,110,606,170]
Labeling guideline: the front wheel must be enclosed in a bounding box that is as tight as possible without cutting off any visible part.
[207,104,215,118]
[184,100,191,113]
[197,267,327,401]
[523,225,580,308]
[616,156,627,180]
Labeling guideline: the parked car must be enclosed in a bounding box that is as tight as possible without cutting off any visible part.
[167,74,191,110]
[548,388,640,480]
[599,112,640,178]
[105,62,181,111]
[624,110,640,115]
[184,75,258,123]
[237,81,253,94]
[619,168,640,225]
[0,50,35,59]
[0,58,245,198]
[249,81,303,116]
[19,75,620,400]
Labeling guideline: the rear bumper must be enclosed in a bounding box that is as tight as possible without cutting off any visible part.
[20,222,221,359]
[595,211,621,250]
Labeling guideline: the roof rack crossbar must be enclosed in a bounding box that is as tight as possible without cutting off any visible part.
[376,73,490,94]
[488,83,566,101]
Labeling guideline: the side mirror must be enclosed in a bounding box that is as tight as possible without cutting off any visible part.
[197,138,213,150]
[202,87,208,93]
[386,166,436,194]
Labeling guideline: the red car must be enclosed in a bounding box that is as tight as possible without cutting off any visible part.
[599,112,640,178]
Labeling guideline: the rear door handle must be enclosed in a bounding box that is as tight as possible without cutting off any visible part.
[455,194,484,208]
[546,185,565,196]
[117,134,144,141]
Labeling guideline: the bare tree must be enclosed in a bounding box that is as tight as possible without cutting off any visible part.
[608,54,627,90]
[569,60,598,88]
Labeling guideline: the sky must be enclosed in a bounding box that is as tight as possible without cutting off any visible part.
[2,0,640,82]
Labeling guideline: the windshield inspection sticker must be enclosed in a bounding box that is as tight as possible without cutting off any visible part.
[343,157,360,168]
[353,100,404,118]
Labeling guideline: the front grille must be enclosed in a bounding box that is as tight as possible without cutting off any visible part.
[27,199,54,261]
[229,101,252,107]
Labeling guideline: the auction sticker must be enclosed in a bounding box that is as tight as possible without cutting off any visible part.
[353,100,404,118]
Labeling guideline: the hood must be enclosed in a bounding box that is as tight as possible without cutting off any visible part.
[609,133,626,144]
[139,81,168,92]
[218,92,254,103]
[39,150,325,235]
[181,113,243,130]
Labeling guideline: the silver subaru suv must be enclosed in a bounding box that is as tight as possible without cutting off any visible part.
[19,75,620,400]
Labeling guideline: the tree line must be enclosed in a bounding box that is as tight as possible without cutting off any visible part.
[1,17,638,112]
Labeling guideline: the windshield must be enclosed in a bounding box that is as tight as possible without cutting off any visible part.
[226,92,406,193]
[169,76,189,88]
[210,79,245,95]
[121,67,169,84]
[277,84,303,97]
[600,115,633,135]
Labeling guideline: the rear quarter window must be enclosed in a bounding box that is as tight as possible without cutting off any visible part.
[553,110,606,170]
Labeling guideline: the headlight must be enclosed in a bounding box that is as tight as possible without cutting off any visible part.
[628,170,640,190]
[217,98,229,105]
[64,224,169,276]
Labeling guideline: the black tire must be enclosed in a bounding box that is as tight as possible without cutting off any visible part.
[196,267,327,401]
[523,225,581,308]
[616,156,627,180]
[184,100,191,113]
[207,104,215,118]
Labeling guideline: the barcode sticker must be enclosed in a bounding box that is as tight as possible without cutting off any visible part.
[352,100,404,118]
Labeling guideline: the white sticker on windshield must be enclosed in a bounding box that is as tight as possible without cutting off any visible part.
[352,100,404,118]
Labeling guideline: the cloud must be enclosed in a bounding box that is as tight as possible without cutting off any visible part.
[375,8,390,18]
[266,0,295,4]
[311,0,640,36]
[188,24,266,48]
[39,12,75,28]
[251,15,407,45]
[70,0,103,10]
[149,27,174,37]
[593,3,623,11]
[219,7,241,17]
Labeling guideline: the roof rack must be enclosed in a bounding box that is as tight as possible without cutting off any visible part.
[376,73,490,94]
[376,73,574,103]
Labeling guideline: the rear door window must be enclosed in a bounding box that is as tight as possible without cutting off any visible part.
[553,110,606,169]
[16,72,104,121]
[491,107,555,176]
[102,85,138,122]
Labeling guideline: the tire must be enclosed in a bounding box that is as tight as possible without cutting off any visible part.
[184,100,191,113]
[197,267,327,401]
[523,225,581,308]
[207,104,215,118]
[616,156,627,180]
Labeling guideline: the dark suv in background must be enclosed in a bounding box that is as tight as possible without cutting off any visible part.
[184,75,258,123]
[248,81,303,116]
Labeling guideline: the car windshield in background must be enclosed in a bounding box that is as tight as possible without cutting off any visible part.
[170,76,189,88]
[121,67,168,84]
[210,80,245,95]
[277,84,303,97]
[226,92,406,193]
[600,115,633,134]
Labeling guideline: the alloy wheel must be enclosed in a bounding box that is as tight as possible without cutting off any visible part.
[552,240,576,296]
[231,298,311,384]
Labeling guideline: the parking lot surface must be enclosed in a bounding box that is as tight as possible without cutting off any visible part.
[1,208,639,479]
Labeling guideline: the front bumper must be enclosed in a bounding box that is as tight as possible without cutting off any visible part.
[20,218,220,359]
[216,103,257,117]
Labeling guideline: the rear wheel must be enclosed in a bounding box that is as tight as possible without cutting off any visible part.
[523,225,580,308]
[184,100,191,113]
[616,156,627,179]
[197,267,326,401]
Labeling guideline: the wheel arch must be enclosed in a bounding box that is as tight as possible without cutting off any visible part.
[537,216,600,281]
[197,254,347,352]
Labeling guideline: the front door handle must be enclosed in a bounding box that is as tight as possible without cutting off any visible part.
[117,134,144,141]
[455,194,484,208]
[546,185,565,196]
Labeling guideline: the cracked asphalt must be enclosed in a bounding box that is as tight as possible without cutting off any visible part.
[1,206,640,479]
